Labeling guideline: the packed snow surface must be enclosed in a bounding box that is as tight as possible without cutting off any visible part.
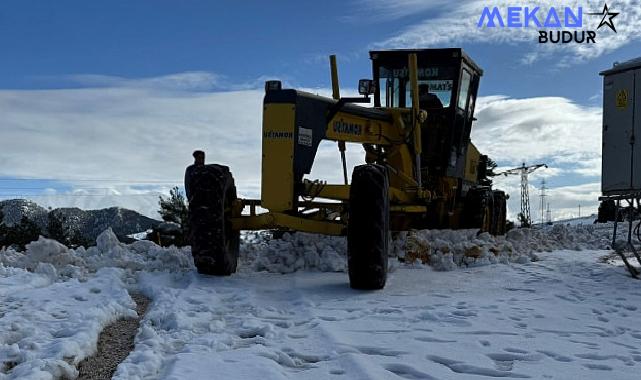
[1,224,640,379]
[116,251,641,380]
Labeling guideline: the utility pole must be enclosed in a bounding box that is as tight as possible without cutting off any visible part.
[496,162,548,227]
[521,169,531,226]
[578,204,581,218]
[539,179,547,225]
[546,202,552,224]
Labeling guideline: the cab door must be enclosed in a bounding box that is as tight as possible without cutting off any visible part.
[449,65,479,178]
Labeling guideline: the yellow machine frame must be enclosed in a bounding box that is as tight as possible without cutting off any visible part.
[231,53,482,235]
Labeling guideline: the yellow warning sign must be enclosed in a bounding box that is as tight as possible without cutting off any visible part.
[616,89,628,109]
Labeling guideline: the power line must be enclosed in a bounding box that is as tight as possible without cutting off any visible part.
[495,162,547,227]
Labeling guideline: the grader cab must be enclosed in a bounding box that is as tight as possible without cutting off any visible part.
[186,48,506,289]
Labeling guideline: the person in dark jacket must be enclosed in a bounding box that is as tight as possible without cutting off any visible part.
[418,83,444,109]
[184,150,205,200]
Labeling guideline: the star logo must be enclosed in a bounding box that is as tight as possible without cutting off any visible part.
[587,3,619,33]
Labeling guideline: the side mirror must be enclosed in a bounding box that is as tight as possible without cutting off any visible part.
[358,79,376,96]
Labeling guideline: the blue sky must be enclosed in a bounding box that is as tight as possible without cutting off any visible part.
[2,0,636,100]
[1,0,640,220]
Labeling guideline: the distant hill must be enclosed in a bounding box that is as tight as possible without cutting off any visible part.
[0,199,160,243]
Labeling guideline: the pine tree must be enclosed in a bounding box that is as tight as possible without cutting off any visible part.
[156,186,189,246]
[0,209,7,248]
[478,156,498,187]
[517,212,531,228]
[159,187,188,225]
[486,157,498,177]
[7,216,42,250]
[47,211,68,245]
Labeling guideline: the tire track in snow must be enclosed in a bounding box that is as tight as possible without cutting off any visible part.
[77,292,150,380]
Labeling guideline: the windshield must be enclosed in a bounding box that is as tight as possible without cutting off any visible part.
[378,65,456,108]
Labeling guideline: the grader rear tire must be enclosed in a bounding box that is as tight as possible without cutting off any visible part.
[347,164,389,290]
[492,190,507,235]
[464,188,494,234]
[188,164,240,276]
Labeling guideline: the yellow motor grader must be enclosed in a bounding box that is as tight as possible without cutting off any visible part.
[187,48,506,289]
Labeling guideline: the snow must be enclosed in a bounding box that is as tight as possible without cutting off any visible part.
[241,231,347,273]
[127,230,153,241]
[0,267,135,380]
[0,228,194,281]
[548,216,597,226]
[1,224,641,379]
[241,224,613,275]
[115,250,641,380]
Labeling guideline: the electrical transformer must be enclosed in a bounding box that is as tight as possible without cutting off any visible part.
[600,58,641,195]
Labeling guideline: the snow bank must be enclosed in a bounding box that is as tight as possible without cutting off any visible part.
[391,229,520,271]
[0,228,194,280]
[240,224,616,273]
[393,225,613,271]
[0,224,617,279]
[0,268,135,380]
[506,224,612,253]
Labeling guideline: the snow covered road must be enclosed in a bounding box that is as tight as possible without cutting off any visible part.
[115,250,641,380]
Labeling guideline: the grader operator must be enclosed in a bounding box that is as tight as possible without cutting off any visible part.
[186,48,507,289]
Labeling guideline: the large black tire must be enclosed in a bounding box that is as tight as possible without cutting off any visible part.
[188,164,240,275]
[463,187,494,233]
[347,164,389,290]
[492,190,507,235]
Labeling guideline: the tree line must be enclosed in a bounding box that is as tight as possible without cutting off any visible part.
[0,209,91,250]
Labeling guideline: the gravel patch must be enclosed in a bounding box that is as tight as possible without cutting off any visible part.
[76,292,150,380]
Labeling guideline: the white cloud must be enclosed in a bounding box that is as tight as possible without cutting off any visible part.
[0,86,261,217]
[62,72,223,91]
[372,0,641,66]
[2,186,170,218]
[472,95,602,165]
[58,72,295,93]
[0,87,262,183]
[347,0,449,21]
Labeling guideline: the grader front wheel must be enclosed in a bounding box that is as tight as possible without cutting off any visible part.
[188,164,240,276]
[347,164,389,290]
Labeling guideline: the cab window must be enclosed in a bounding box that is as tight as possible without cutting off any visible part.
[405,79,452,108]
[379,65,455,108]
[457,69,471,110]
